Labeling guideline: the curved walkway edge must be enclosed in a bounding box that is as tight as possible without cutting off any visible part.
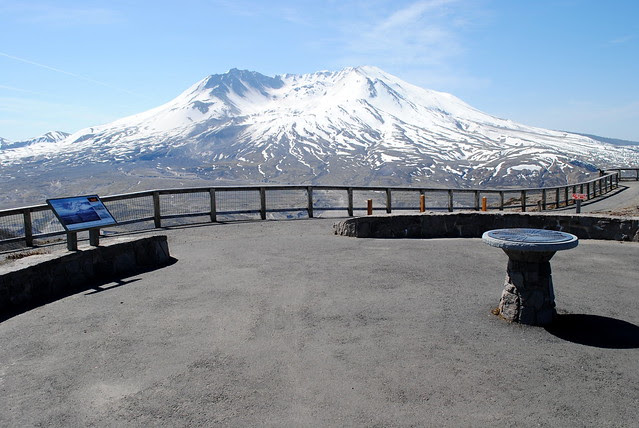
[334,211,639,241]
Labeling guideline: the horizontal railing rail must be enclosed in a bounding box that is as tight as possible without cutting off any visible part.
[0,170,625,249]
[607,168,639,181]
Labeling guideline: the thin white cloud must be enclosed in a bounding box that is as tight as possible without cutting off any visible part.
[378,0,454,31]
[0,51,146,98]
[340,0,468,70]
[608,34,635,45]
[0,84,49,97]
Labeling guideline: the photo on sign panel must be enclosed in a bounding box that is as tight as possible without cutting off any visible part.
[47,195,117,231]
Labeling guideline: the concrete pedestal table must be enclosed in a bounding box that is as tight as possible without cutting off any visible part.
[482,228,578,325]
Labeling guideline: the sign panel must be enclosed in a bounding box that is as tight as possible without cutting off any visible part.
[47,195,117,231]
[572,193,587,200]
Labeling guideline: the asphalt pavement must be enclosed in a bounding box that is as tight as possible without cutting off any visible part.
[1,218,638,426]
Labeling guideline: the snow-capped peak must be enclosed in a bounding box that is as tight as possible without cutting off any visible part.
[1,66,638,202]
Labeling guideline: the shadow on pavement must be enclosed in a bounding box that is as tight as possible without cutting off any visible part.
[0,257,178,323]
[545,313,639,349]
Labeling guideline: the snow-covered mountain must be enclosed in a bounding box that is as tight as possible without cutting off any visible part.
[0,131,69,151]
[1,66,638,207]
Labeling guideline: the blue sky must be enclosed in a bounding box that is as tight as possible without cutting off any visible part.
[1,0,638,141]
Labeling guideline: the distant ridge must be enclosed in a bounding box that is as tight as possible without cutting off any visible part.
[0,131,69,150]
[567,132,639,147]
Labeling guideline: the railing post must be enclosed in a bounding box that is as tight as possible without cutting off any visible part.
[23,209,33,247]
[347,188,354,217]
[541,189,547,211]
[555,188,560,209]
[153,191,161,228]
[521,190,526,212]
[474,191,480,211]
[499,191,504,211]
[599,179,603,195]
[636,169,639,181]
[307,186,314,218]
[586,183,590,199]
[580,184,584,194]
[564,186,569,207]
[209,188,217,222]
[572,186,577,203]
[448,190,453,212]
[386,188,392,214]
[260,187,266,220]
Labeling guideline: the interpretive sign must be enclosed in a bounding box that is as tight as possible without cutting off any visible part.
[47,195,117,232]
[572,193,587,200]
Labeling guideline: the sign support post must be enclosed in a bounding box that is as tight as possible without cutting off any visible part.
[89,229,100,247]
[572,193,586,214]
[67,232,78,251]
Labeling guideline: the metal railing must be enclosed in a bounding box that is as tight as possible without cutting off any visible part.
[0,171,622,249]
[608,168,639,181]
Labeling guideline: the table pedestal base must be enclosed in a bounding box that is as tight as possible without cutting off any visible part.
[498,250,556,326]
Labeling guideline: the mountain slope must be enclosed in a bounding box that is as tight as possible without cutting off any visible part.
[1,67,638,207]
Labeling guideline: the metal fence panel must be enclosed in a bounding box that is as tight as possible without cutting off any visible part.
[216,189,261,220]
[312,189,349,217]
[265,189,307,212]
[526,189,544,211]
[105,196,154,223]
[502,191,523,211]
[451,190,476,210]
[31,209,64,236]
[0,212,23,242]
[160,192,209,217]
[391,190,421,210]
[424,190,451,210]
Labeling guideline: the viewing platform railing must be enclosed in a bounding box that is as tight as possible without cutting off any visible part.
[0,171,624,249]
[609,167,639,181]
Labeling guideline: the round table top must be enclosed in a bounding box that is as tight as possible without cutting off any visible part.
[482,228,578,252]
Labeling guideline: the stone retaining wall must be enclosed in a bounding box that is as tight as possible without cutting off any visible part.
[0,235,171,315]
[334,212,639,241]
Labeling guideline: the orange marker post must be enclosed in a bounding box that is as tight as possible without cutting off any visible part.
[367,199,373,215]
[481,197,487,212]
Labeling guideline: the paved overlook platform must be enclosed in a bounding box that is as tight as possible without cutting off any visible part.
[1,218,638,426]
